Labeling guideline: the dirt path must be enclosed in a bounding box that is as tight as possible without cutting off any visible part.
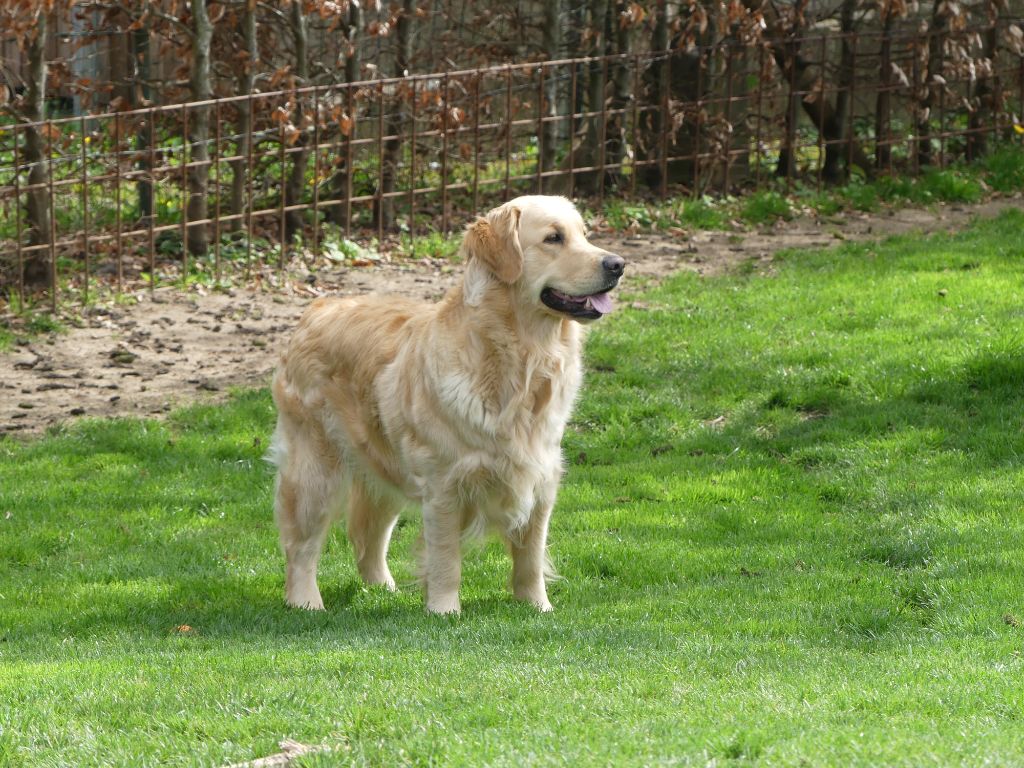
[2,198,1021,436]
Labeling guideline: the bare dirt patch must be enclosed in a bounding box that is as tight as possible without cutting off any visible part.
[2,198,1020,436]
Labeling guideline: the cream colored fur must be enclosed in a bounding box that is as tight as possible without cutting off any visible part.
[270,195,623,614]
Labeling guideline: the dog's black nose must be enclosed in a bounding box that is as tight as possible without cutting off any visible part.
[602,255,625,277]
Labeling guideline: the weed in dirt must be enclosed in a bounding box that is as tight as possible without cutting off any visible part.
[982,145,1024,192]
[0,309,63,351]
[741,190,793,224]
[397,229,463,261]
[678,197,728,229]
[841,180,882,212]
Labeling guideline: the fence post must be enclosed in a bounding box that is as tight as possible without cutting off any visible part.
[816,36,826,193]
[411,77,420,253]
[876,22,892,171]
[693,46,704,198]
[80,115,90,306]
[912,40,921,175]
[147,108,156,294]
[114,112,123,293]
[441,72,450,234]
[245,95,255,278]
[213,100,221,283]
[660,51,670,199]
[505,65,513,201]
[13,125,23,308]
[755,44,765,187]
[376,80,385,247]
[471,73,480,214]
[785,40,797,191]
[47,123,57,314]
[537,64,545,194]
[181,105,190,284]
[409,76,417,249]
[345,85,354,240]
[724,42,734,194]
[280,118,288,271]
[569,62,577,199]
[630,54,640,197]
[598,57,608,205]
[938,32,946,169]
[847,34,857,178]
[312,91,320,261]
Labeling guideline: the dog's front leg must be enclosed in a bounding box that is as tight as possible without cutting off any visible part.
[509,502,554,612]
[422,501,463,614]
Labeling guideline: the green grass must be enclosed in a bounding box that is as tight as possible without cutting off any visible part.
[3,211,1024,766]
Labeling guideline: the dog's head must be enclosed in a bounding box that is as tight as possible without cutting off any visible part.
[462,195,625,322]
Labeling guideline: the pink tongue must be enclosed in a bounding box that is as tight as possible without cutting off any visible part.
[589,292,614,314]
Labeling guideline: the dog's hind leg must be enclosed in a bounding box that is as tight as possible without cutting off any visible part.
[274,436,342,611]
[347,476,400,591]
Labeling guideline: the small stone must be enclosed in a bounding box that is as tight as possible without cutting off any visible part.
[109,350,138,365]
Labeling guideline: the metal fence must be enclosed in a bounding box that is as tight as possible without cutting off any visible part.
[2,23,1023,312]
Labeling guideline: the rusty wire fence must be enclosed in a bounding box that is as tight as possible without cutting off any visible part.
[2,23,1024,313]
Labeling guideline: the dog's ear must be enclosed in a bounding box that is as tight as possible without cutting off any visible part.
[463,204,523,284]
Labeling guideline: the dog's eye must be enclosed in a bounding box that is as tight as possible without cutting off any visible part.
[544,232,563,245]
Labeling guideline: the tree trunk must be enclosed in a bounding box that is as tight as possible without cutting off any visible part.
[540,0,566,192]
[186,0,213,257]
[749,0,872,182]
[639,0,668,190]
[718,36,751,190]
[568,0,610,195]
[376,0,414,230]
[831,0,856,181]
[23,12,51,285]
[132,22,154,224]
[604,1,632,190]
[285,0,309,243]
[967,6,998,160]
[665,39,706,187]
[229,0,256,233]
[637,4,711,191]
[325,1,361,226]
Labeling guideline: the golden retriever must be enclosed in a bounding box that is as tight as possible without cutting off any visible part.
[269,195,625,614]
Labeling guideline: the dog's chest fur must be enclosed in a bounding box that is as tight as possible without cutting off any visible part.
[376,316,582,532]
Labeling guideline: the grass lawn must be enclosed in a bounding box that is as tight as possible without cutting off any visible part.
[2,210,1024,767]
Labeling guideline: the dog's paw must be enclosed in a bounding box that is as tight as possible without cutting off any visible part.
[514,588,553,613]
[364,574,397,592]
[426,595,461,615]
[285,591,325,611]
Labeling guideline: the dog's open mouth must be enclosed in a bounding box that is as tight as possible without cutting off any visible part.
[540,287,615,319]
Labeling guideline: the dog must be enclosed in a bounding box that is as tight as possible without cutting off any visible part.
[269,195,625,614]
